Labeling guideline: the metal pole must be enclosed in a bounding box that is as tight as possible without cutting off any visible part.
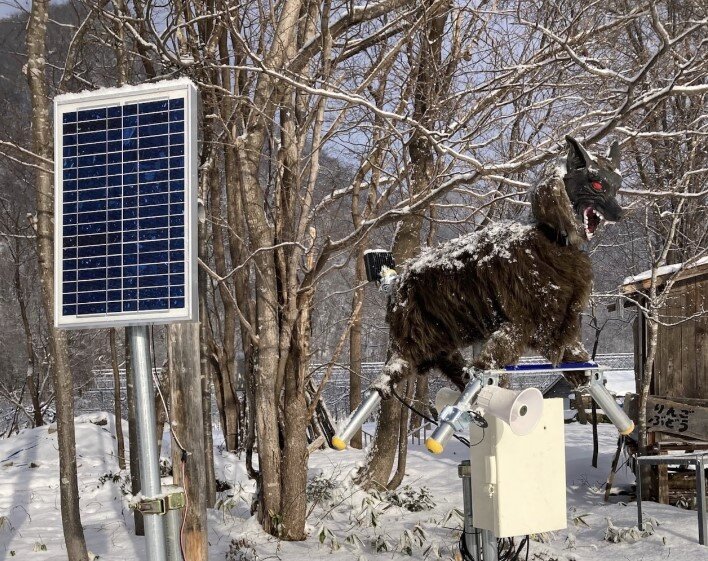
[636,458,644,530]
[480,529,497,561]
[332,390,382,450]
[128,325,167,561]
[458,461,480,560]
[165,507,183,561]
[695,455,706,545]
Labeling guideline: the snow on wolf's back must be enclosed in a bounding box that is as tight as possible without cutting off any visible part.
[387,220,592,366]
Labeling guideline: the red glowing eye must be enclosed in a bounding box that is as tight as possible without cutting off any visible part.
[591,181,603,191]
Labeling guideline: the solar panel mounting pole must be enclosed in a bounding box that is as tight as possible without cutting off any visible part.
[128,325,168,561]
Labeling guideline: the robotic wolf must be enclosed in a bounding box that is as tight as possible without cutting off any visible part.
[376,136,623,394]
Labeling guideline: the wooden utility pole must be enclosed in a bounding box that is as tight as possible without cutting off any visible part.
[168,323,208,561]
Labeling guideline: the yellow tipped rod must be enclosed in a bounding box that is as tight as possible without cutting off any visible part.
[331,390,382,450]
[426,378,484,455]
[586,372,635,436]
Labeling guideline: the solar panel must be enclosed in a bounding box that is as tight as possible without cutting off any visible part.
[54,79,198,328]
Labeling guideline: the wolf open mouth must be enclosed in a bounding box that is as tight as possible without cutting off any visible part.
[582,206,603,240]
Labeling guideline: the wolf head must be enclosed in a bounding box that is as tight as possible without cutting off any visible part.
[563,136,624,241]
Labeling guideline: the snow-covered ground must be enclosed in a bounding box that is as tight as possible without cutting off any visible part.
[0,414,706,560]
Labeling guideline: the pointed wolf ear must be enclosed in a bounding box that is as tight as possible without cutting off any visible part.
[607,140,621,169]
[565,135,591,170]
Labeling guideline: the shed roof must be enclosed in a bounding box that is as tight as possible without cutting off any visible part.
[620,256,708,295]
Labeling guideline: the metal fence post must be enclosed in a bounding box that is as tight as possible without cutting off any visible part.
[128,325,167,561]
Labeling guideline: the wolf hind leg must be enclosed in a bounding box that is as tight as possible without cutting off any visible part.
[472,321,532,371]
[434,351,477,391]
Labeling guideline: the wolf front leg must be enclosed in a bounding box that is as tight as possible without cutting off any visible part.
[331,354,411,451]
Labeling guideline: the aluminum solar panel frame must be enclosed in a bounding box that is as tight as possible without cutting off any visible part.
[54,79,198,329]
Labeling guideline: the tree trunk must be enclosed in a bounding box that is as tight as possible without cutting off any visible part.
[354,0,448,490]
[168,323,208,561]
[198,215,216,507]
[25,2,88,559]
[125,338,144,536]
[410,375,428,438]
[387,379,415,489]
[13,240,43,427]
[110,329,126,470]
[348,246,365,449]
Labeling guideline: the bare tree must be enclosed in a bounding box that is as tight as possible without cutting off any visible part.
[24,0,88,558]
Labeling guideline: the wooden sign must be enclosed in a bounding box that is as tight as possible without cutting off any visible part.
[640,395,708,441]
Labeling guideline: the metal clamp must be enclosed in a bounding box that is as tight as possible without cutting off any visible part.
[134,488,186,516]
[439,404,473,432]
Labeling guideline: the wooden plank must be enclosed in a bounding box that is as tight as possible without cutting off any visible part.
[656,396,708,407]
[683,283,698,398]
[670,289,685,397]
[696,280,708,399]
[644,395,708,441]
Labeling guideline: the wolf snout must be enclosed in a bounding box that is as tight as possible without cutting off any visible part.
[602,198,624,222]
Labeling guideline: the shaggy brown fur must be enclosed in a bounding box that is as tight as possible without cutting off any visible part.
[376,138,623,394]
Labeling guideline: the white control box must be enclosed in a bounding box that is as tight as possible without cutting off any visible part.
[469,398,567,537]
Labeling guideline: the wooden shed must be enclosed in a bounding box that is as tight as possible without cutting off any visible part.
[620,257,708,504]
[621,257,708,402]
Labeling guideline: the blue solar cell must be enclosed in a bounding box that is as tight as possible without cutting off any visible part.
[139,299,169,311]
[63,123,77,134]
[140,229,168,241]
[79,279,107,292]
[63,112,77,123]
[140,112,169,125]
[78,245,107,258]
[140,135,169,149]
[78,108,106,121]
[78,142,107,156]
[78,303,107,314]
[140,275,169,288]
[77,120,107,133]
[78,268,107,280]
[78,200,106,212]
[78,256,107,269]
[107,106,122,118]
[78,131,107,144]
[140,100,169,113]
[78,291,106,304]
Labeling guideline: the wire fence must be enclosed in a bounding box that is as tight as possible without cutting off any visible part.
[71,354,634,422]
